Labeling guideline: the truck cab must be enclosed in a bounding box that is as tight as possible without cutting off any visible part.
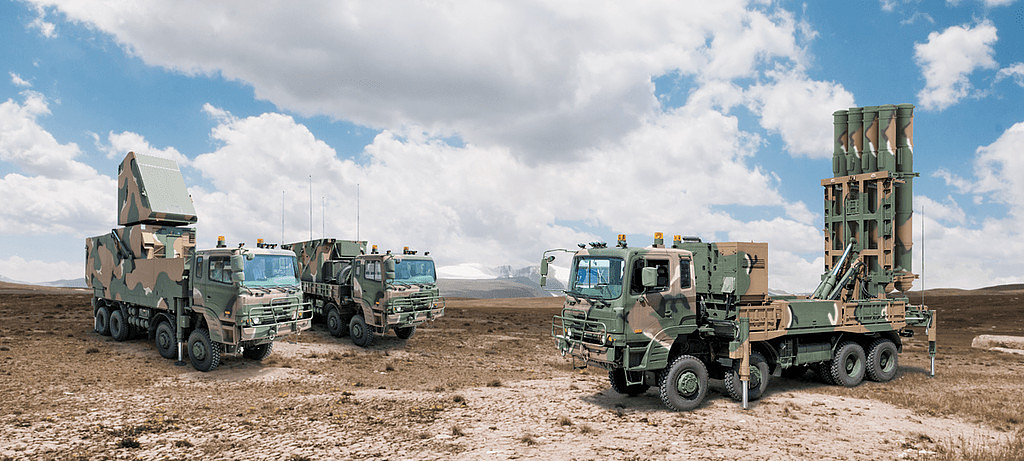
[289,239,445,346]
[186,242,312,370]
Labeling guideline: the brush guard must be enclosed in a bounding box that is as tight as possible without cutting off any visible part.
[552,307,610,369]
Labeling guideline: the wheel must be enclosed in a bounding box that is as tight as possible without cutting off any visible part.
[724,351,770,401]
[830,341,866,387]
[866,338,899,382]
[94,305,111,336]
[658,355,708,411]
[187,329,221,372]
[326,305,347,337]
[394,326,416,340]
[780,364,809,379]
[242,342,274,361]
[155,321,177,359]
[349,314,374,347]
[609,368,650,396]
[109,309,130,341]
[816,361,837,385]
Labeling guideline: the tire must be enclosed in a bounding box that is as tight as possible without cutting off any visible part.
[866,338,899,382]
[724,351,770,401]
[817,361,837,385]
[394,326,416,340]
[609,368,650,396]
[188,329,221,372]
[95,305,111,336]
[242,342,273,361]
[658,355,708,411]
[326,304,347,337]
[830,341,866,387]
[109,309,130,341]
[349,314,374,347]
[155,321,177,359]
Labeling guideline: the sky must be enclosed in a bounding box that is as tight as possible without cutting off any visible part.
[1,0,1023,292]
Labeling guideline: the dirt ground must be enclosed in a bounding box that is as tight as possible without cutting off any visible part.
[1,284,1023,460]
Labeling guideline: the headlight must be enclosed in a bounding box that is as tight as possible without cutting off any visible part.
[252,316,261,325]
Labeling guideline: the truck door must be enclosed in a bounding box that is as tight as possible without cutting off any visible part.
[362,260,384,316]
[194,254,237,322]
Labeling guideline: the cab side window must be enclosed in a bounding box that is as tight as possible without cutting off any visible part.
[195,256,204,279]
[630,258,670,294]
[679,259,692,289]
[366,261,381,281]
[209,255,232,284]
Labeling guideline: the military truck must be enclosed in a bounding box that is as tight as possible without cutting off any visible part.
[542,104,936,410]
[287,238,445,346]
[86,152,312,371]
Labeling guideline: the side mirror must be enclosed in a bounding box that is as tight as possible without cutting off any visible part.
[230,255,245,283]
[385,258,396,281]
[539,255,555,287]
[641,266,657,287]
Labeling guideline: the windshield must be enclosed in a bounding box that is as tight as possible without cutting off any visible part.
[242,254,300,287]
[570,256,624,300]
[393,259,436,285]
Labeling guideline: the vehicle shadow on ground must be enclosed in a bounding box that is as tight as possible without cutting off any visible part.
[579,372,840,412]
[302,322,411,349]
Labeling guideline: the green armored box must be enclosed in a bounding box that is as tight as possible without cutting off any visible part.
[85,224,196,309]
[118,151,197,226]
[290,238,368,283]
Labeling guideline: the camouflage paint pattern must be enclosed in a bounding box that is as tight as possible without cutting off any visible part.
[289,238,367,282]
[88,152,309,372]
[117,152,197,226]
[548,104,935,411]
[86,225,195,309]
[289,239,444,335]
[190,246,311,346]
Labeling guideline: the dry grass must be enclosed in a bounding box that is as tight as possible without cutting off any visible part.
[933,428,1024,461]
[518,434,537,446]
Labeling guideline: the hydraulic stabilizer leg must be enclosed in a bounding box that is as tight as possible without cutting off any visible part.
[928,310,937,377]
[739,318,750,410]
[174,298,187,367]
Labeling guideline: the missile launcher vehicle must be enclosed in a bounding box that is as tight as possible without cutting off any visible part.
[542,104,936,410]
[287,239,445,346]
[85,152,312,371]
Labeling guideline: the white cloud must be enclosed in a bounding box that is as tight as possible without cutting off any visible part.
[916,121,1024,289]
[188,104,818,283]
[914,21,998,111]
[0,92,114,235]
[746,69,856,158]
[9,73,31,88]
[26,1,816,162]
[916,195,967,225]
[7,2,875,290]
[980,0,1015,6]
[0,91,99,180]
[27,4,56,38]
[995,63,1024,87]
[93,130,189,166]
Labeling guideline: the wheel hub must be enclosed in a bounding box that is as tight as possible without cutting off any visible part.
[676,371,698,396]
[191,342,206,360]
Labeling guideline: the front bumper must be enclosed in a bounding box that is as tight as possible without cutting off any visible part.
[386,305,445,327]
[240,302,313,342]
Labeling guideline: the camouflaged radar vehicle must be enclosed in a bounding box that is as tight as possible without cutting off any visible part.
[288,239,444,346]
[86,152,312,371]
[542,104,936,411]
